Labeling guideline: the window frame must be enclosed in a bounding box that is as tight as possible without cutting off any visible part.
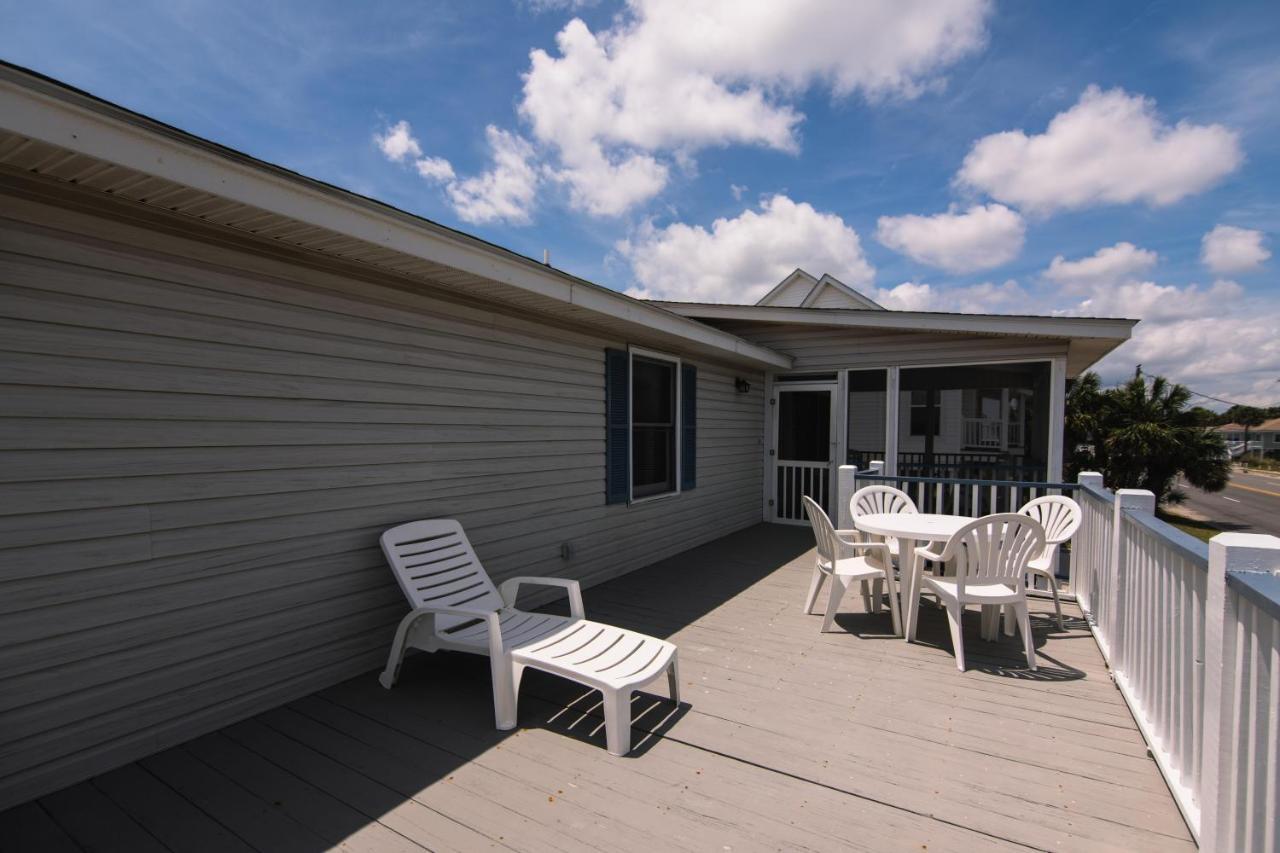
[628,345,682,504]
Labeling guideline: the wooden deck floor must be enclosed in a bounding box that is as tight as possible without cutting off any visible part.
[0,524,1193,853]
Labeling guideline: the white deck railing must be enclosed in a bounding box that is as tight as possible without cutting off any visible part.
[840,465,1279,850]
[1073,474,1280,851]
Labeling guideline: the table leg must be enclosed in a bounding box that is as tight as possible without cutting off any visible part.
[901,538,920,642]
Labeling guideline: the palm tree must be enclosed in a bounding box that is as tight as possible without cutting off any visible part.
[1067,369,1228,503]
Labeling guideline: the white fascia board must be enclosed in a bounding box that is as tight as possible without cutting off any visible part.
[0,69,791,371]
[651,302,1137,342]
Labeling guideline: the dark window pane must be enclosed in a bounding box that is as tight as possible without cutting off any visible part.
[846,369,886,468]
[778,391,830,461]
[632,356,676,497]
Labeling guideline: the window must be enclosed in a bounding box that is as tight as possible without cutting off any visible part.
[908,390,940,436]
[631,354,678,499]
[604,348,696,504]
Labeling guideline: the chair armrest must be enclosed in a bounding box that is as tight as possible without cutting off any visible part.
[499,576,584,619]
[915,544,946,562]
[397,605,504,658]
[832,531,892,557]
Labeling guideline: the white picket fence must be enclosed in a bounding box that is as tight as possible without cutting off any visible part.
[1071,473,1278,851]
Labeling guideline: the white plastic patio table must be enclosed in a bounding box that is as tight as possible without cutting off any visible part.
[853,512,971,641]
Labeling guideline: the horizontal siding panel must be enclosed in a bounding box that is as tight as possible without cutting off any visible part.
[0,440,603,483]
[0,205,766,809]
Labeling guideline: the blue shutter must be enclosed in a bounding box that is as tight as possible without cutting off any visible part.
[681,363,696,491]
[605,349,630,504]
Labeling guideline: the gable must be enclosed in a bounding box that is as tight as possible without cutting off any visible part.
[756,269,818,306]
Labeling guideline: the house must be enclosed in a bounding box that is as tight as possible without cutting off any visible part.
[1217,417,1280,457]
[0,62,1135,810]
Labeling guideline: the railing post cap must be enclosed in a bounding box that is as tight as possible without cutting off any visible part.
[1078,471,1103,485]
[1114,488,1156,513]
[1209,532,1280,572]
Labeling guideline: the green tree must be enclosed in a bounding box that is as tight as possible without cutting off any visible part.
[1065,368,1229,503]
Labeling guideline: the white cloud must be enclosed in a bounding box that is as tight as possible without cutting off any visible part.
[619,194,874,303]
[414,156,455,183]
[1043,242,1158,292]
[1089,287,1280,403]
[522,0,597,11]
[956,86,1243,214]
[375,120,422,162]
[730,183,747,201]
[375,120,537,225]
[522,0,991,215]
[874,279,1027,313]
[873,282,935,311]
[875,204,1024,272]
[1072,279,1242,321]
[445,127,540,225]
[1201,224,1271,274]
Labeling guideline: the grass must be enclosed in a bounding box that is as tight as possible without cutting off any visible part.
[1157,509,1219,543]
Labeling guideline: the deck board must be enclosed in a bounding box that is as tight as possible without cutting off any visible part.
[0,523,1194,852]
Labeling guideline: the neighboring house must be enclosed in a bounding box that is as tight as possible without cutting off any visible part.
[1218,418,1280,457]
[0,62,1134,809]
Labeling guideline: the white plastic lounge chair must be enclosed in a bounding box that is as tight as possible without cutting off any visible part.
[910,513,1046,671]
[379,519,678,755]
[801,496,900,635]
[1011,495,1082,630]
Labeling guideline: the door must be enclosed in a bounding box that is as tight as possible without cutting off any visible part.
[771,383,837,524]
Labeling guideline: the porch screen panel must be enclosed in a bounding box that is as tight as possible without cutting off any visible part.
[846,369,887,470]
[897,362,1051,484]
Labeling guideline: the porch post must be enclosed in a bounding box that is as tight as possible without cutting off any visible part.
[1200,532,1280,852]
[1047,356,1066,481]
[837,465,857,529]
[884,366,900,476]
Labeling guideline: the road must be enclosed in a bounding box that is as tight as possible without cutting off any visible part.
[1177,469,1280,537]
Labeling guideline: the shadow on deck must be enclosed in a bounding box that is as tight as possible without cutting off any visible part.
[0,524,1193,852]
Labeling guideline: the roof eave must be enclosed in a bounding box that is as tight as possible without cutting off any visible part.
[0,63,792,371]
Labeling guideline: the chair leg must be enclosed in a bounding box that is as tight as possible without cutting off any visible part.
[666,654,680,705]
[859,580,873,614]
[1014,601,1036,670]
[821,575,852,633]
[943,600,966,672]
[1049,582,1066,631]
[490,653,518,731]
[871,578,884,613]
[602,688,633,756]
[883,573,901,637]
[979,605,996,642]
[1002,601,1015,637]
[803,567,826,614]
[379,611,434,689]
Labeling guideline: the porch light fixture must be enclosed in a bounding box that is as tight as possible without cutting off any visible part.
[734,377,751,394]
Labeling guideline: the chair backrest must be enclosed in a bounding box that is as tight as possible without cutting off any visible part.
[940,513,1046,596]
[380,519,504,613]
[850,485,918,520]
[1018,495,1082,546]
[802,495,839,575]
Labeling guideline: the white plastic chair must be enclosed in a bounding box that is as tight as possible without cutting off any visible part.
[379,519,678,755]
[845,485,919,609]
[801,496,900,635]
[1012,495,1082,630]
[910,513,1046,671]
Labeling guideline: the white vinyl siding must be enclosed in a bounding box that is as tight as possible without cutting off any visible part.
[0,192,765,809]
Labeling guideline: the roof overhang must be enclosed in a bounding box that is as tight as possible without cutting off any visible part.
[650,302,1138,377]
[0,63,791,371]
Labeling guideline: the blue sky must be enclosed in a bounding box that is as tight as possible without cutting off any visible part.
[2,0,1277,403]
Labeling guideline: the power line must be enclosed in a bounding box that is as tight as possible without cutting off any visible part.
[1185,380,1278,409]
